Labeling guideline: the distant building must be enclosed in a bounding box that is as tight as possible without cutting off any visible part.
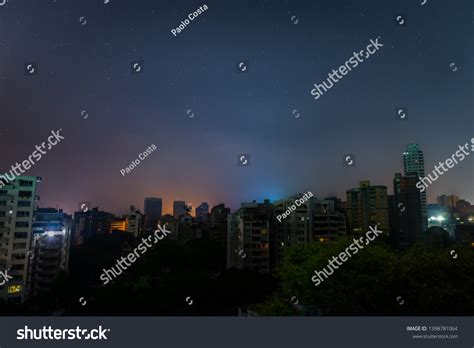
[346,180,389,234]
[72,208,115,246]
[403,143,428,231]
[195,202,209,222]
[210,203,230,246]
[0,175,41,303]
[144,197,162,231]
[227,200,273,273]
[126,208,144,238]
[455,199,474,219]
[437,195,459,209]
[173,201,186,219]
[391,173,423,249]
[28,208,72,297]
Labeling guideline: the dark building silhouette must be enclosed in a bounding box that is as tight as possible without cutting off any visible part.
[209,203,230,246]
[391,173,423,249]
[227,200,273,273]
[173,201,186,219]
[72,207,115,246]
[144,197,162,231]
[195,202,209,222]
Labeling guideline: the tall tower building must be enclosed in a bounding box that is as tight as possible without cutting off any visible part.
[0,175,41,303]
[144,197,162,231]
[346,180,389,234]
[392,173,423,249]
[29,208,72,297]
[403,143,428,232]
[173,201,186,219]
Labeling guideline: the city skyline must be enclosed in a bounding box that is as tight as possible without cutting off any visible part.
[27,141,473,216]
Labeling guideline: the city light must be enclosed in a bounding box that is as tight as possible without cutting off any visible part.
[429,215,445,222]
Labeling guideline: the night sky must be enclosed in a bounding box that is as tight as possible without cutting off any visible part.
[0,0,472,215]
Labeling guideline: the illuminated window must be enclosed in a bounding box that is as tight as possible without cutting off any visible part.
[8,285,22,294]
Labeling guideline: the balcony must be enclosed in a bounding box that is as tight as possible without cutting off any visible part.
[0,226,10,233]
[0,216,11,223]
[0,237,9,244]
[0,194,13,201]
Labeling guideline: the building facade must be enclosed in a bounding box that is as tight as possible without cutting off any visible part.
[346,180,389,234]
[391,173,423,249]
[28,208,72,297]
[210,203,230,246]
[403,143,428,232]
[0,176,40,303]
[227,200,273,273]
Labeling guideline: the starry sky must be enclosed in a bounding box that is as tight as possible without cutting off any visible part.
[0,0,472,215]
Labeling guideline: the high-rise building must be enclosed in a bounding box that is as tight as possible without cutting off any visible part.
[391,173,423,249]
[72,207,115,247]
[173,201,186,219]
[403,143,428,232]
[28,208,72,297]
[195,202,209,222]
[273,196,312,267]
[0,175,41,303]
[227,200,273,273]
[346,180,389,234]
[210,203,230,246]
[273,196,346,267]
[437,195,459,209]
[144,197,162,231]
